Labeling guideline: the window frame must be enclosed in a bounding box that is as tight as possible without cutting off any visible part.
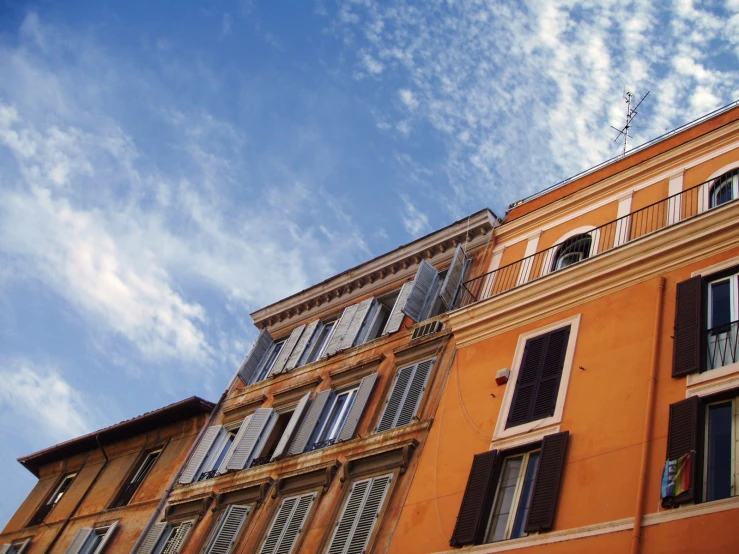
[109,447,163,508]
[702,396,738,503]
[709,171,739,209]
[543,227,599,278]
[307,385,359,451]
[27,471,78,526]
[253,339,287,383]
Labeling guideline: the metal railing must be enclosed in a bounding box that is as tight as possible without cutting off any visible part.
[459,171,738,308]
[197,469,220,482]
[707,321,739,371]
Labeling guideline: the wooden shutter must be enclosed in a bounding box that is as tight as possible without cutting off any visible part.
[525,431,569,533]
[238,329,274,384]
[205,505,250,554]
[287,390,332,455]
[403,260,439,322]
[440,244,468,309]
[339,298,376,350]
[270,325,306,376]
[226,408,275,471]
[286,320,321,370]
[395,358,434,427]
[219,416,251,473]
[137,522,168,554]
[65,528,93,554]
[324,305,358,357]
[531,327,570,420]
[664,396,703,505]
[450,450,498,546]
[673,276,705,377]
[179,425,223,484]
[93,520,118,553]
[337,373,378,442]
[376,365,414,433]
[160,521,193,554]
[259,492,316,554]
[383,281,414,335]
[271,393,312,460]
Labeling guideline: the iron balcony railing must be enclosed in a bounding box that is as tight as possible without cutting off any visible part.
[707,321,739,371]
[459,170,739,308]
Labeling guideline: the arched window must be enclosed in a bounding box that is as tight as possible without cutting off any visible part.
[552,234,592,271]
[710,171,739,208]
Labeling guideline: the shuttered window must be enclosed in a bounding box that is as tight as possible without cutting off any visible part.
[179,425,223,484]
[203,505,251,554]
[65,528,92,554]
[270,325,307,376]
[450,451,498,546]
[382,281,414,335]
[506,327,570,429]
[159,521,194,554]
[66,523,118,554]
[376,358,435,433]
[403,261,439,322]
[663,396,702,506]
[673,276,705,377]
[326,474,393,554]
[238,329,274,384]
[0,539,31,554]
[440,244,468,309]
[259,492,316,554]
[288,390,332,456]
[271,393,311,460]
[137,522,168,554]
[226,409,276,471]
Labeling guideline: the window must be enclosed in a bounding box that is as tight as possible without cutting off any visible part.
[195,426,238,481]
[253,339,286,383]
[28,472,77,526]
[376,359,435,433]
[202,505,251,554]
[307,386,359,451]
[65,522,118,554]
[326,474,393,554]
[707,271,739,371]
[111,448,162,508]
[253,407,295,465]
[300,321,336,366]
[551,234,592,271]
[709,170,739,208]
[450,432,569,547]
[137,520,194,554]
[0,538,30,554]
[704,398,734,502]
[258,492,316,554]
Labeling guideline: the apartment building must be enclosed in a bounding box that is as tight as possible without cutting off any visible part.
[0,397,214,554]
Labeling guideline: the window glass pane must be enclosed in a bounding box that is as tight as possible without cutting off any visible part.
[511,452,540,538]
[487,457,523,543]
[712,180,734,207]
[706,403,733,501]
[211,432,235,472]
[710,281,732,329]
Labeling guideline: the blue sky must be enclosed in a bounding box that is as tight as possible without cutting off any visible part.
[0,0,737,524]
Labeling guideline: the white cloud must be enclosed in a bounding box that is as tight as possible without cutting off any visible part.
[399,89,419,111]
[399,194,430,237]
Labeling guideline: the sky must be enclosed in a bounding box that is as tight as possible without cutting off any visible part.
[0,0,737,525]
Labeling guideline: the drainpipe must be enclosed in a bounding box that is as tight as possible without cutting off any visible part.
[129,380,234,554]
[630,277,665,554]
[42,435,110,554]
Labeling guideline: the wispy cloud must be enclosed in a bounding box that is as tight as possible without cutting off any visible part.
[400,194,430,237]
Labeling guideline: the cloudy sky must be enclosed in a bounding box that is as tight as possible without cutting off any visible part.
[0,0,737,524]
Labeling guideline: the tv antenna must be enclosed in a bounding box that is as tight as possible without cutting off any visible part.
[611,89,650,156]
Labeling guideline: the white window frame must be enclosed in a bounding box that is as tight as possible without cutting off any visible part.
[493,314,581,440]
[254,339,287,383]
[131,448,162,484]
[199,423,240,480]
[698,162,739,214]
[48,472,78,507]
[308,386,359,450]
[543,227,600,277]
[702,397,739,503]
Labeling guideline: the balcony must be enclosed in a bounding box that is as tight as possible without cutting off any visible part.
[459,172,739,308]
[707,321,739,371]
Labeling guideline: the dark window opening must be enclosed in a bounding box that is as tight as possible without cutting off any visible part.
[111,449,161,508]
[28,472,77,526]
[552,234,592,272]
[259,409,294,462]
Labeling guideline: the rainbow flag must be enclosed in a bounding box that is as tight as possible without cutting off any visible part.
[661,452,691,499]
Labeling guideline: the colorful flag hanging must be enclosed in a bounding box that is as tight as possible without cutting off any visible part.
[661,452,692,500]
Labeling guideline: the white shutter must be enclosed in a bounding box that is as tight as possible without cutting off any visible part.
[65,528,93,554]
[402,261,439,321]
[338,298,375,351]
[160,521,193,554]
[439,244,468,309]
[382,282,414,335]
[269,325,306,376]
[92,520,118,554]
[137,522,168,554]
[218,416,251,473]
[345,474,392,554]
[205,505,250,554]
[286,320,321,370]
[226,409,275,471]
[238,329,274,384]
[0,545,10,554]
[287,390,332,456]
[324,305,358,357]
[259,492,316,554]
[271,393,311,460]
[179,425,223,484]
[337,373,378,442]
[375,365,415,433]
[395,358,434,427]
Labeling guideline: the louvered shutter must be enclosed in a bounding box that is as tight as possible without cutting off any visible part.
[0,544,9,554]
[180,425,223,484]
[160,521,193,554]
[137,522,168,554]
[338,298,376,351]
[270,325,306,376]
[663,397,703,506]
[93,520,118,553]
[395,358,434,427]
[525,431,569,533]
[271,393,312,460]
[324,306,358,357]
[226,409,275,471]
[507,336,545,428]
[403,261,439,322]
[440,244,468,309]
[531,327,570,420]
[287,390,332,456]
[238,329,274,384]
[259,493,316,554]
[673,276,705,377]
[219,416,251,473]
[450,451,498,546]
[205,505,250,554]
[65,528,93,554]
[337,373,378,442]
[327,480,368,554]
[382,282,414,335]
[376,365,414,433]
[286,320,321,370]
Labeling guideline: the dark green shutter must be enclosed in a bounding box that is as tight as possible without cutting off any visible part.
[673,276,705,377]
[450,450,498,546]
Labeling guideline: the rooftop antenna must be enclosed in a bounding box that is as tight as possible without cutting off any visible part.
[611,89,650,157]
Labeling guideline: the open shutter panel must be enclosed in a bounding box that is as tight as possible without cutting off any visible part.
[238,329,274,384]
[94,520,119,554]
[506,335,546,429]
[137,522,168,554]
[286,320,321,370]
[395,358,434,427]
[382,281,414,335]
[327,479,369,554]
[450,450,498,546]
[531,327,570,420]
[337,373,378,442]
[218,416,251,473]
[271,392,312,460]
[287,390,332,456]
[270,325,306,376]
[664,396,703,506]
[324,305,358,357]
[65,528,93,554]
[179,425,223,484]
[206,505,250,554]
[226,408,275,471]
[0,545,10,554]
[346,474,392,554]
[376,365,414,433]
[440,244,468,309]
[673,276,705,377]
[402,260,439,322]
[339,297,376,351]
[160,522,193,554]
[525,431,569,533]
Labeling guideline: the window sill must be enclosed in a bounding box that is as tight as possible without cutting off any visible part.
[490,425,561,451]
[686,360,739,391]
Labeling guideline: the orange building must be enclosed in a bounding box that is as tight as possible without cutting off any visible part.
[0,397,213,554]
